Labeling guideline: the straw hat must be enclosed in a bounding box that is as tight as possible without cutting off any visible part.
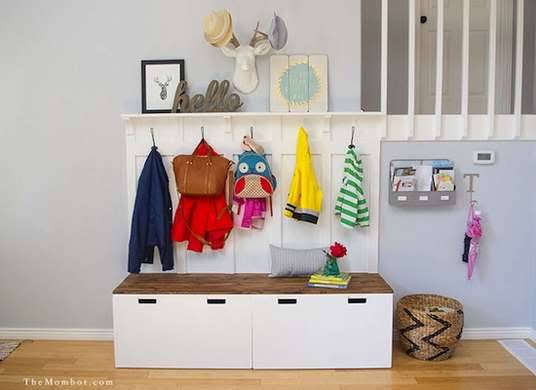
[203,10,235,48]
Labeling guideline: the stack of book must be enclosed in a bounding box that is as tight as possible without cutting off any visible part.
[308,272,351,289]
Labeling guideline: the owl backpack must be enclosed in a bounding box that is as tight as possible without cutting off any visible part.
[234,134,277,218]
[234,151,277,199]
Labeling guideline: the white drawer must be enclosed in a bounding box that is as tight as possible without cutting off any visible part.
[113,294,252,368]
[252,294,393,369]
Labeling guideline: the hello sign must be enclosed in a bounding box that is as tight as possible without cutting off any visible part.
[171,80,243,113]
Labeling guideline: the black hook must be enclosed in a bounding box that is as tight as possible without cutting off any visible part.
[250,126,254,139]
[349,126,356,149]
[201,126,205,140]
[150,127,156,148]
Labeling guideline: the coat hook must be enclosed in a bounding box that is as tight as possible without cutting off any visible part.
[250,126,254,139]
[150,127,156,148]
[201,126,205,139]
[464,173,480,203]
[349,126,356,149]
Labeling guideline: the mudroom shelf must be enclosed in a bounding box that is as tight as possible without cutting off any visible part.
[121,111,385,120]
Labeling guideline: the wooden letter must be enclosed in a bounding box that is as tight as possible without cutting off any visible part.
[203,80,220,112]
[170,79,242,113]
[171,80,188,113]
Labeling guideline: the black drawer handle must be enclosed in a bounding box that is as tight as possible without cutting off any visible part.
[278,298,297,305]
[138,298,157,304]
[207,298,226,305]
[348,298,367,304]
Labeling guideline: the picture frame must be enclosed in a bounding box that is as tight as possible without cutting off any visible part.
[270,54,328,113]
[141,59,185,113]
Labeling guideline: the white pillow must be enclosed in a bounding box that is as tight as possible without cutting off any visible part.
[269,245,326,277]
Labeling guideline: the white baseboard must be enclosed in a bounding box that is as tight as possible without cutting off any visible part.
[461,327,533,340]
[0,327,532,342]
[530,328,536,342]
[393,327,532,341]
[0,328,113,341]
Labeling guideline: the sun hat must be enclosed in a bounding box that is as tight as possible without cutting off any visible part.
[203,10,235,48]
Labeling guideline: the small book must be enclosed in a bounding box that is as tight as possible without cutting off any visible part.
[308,278,350,286]
[310,272,351,282]
[308,283,349,289]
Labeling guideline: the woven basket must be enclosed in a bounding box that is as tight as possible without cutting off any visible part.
[396,294,464,361]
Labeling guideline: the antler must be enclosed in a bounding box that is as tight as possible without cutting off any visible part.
[249,21,268,47]
[229,34,240,48]
[227,13,240,48]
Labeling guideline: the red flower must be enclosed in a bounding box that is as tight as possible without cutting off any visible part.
[329,242,347,258]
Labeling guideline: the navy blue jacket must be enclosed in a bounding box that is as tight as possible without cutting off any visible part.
[128,146,174,273]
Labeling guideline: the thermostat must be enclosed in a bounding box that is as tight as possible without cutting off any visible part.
[473,150,495,165]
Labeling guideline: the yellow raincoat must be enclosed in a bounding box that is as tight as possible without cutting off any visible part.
[284,127,323,224]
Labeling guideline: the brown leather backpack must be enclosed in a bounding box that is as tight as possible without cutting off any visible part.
[173,153,232,197]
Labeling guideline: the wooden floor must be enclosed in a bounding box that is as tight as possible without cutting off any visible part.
[0,340,535,389]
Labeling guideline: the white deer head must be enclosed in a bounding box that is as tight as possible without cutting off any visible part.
[203,11,288,95]
[220,28,271,94]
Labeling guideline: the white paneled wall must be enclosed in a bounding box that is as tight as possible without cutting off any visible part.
[125,114,381,274]
[124,111,536,274]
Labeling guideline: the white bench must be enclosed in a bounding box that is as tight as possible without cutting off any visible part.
[113,273,393,369]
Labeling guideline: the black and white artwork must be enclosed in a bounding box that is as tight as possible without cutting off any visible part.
[141,59,185,113]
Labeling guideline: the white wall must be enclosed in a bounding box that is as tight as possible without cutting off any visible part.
[533,253,536,331]
[0,0,362,328]
[533,12,536,332]
[380,141,536,329]
[524,0,536,114]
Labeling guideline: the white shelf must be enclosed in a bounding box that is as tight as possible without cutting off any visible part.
[122,112,385,120]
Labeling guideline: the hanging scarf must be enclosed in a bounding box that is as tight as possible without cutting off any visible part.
[334,146,369,228]
[233,197,267,230]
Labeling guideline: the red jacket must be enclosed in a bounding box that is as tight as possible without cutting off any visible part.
[171,141,233,252]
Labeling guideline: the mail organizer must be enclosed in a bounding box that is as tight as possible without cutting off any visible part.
[389,159,456,206]
[113,273,394,369]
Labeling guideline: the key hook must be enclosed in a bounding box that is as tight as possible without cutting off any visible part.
[150,128,156,148]
[349,126,356,148]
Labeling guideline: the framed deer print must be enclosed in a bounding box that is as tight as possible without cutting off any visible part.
[141,59,185,113]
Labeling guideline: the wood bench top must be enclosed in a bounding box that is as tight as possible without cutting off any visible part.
[113,273,393,295]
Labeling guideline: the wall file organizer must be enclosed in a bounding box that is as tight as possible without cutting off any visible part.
[389,159,456,207]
